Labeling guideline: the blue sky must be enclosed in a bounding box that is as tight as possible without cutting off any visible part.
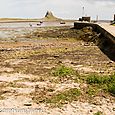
[0,0,115,20]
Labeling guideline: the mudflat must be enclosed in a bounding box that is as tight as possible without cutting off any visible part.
[0,22,115,115]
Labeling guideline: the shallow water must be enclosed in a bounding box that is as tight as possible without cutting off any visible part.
[0,21,74,41]
[0,21,74,29]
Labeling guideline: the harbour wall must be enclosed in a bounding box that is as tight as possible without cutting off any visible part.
[74,22,115,61]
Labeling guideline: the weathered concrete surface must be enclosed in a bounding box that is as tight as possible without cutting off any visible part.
[97,23,115,61]
[98,23,115,37]
[74,22,115,45]
[74,22,114,36]
[96,23,115,44]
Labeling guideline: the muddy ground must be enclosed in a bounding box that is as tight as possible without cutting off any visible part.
[0,23,115,115]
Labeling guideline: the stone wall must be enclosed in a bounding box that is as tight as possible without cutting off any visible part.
[74,22,115,61]
[74,22,115,43]
[74,22,97,30]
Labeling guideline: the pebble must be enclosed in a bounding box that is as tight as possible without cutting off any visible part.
[24,103,32,106]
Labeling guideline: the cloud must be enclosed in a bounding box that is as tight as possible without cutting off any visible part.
[86,0,115,2]
[0,0,114,20]
[85,0,115,4]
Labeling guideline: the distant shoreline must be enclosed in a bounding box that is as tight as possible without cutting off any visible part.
[0,20,76,23]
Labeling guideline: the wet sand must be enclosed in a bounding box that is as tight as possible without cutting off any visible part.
[0,21,74,28]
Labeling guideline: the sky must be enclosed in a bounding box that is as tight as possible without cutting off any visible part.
[0,0,115,20]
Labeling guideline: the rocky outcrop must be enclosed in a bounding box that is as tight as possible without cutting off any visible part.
[45,11,54,18]
[42,11,62,21]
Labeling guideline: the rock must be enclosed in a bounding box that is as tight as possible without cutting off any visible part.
[24,103,32,106]
[58,60,62,64]
[45,11,54,18]
[80,83,87,89]
[90,110,93,112]
[53,55,60,58]
[62,59,72,64]
[65,48,68,50]
[42,11,62,21]
[82,27,93,32]
[107,61,114,64]
[113,108,115,111]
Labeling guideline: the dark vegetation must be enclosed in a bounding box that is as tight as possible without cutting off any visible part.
[30,65,115,107]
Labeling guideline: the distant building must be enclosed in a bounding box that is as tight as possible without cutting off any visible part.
[82,17,91,22]
[79,16,91,22]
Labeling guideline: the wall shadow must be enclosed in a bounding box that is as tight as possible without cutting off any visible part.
[96,35,115,61]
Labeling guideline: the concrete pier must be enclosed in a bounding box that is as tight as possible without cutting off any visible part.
[98,23,115,37]
[74,22,115,43]
[74,22,115,61]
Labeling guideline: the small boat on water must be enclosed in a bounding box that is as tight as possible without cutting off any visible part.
[37,23,41,26]
[29,24,32,27]
[60,21,65,24]
[40,21,43,24]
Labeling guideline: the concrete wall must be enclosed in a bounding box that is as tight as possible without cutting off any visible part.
[74,22,97,30]
[74,22,115,61]
[96,24,115,43]
[114,14,115,21]
[74,22,115,43]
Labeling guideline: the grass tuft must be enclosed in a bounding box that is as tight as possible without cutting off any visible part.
[31,88,81,107]
[86,74,115,84]
[86,74,115,96]
[94,111,103,115]
[46,88,81,107]
[52,65,75,77]
[108,83,115,95]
